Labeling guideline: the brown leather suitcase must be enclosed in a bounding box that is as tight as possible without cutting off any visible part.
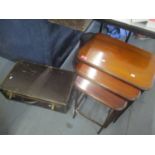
[0,61,75,113]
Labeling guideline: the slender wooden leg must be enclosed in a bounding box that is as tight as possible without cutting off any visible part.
[113,102,133,123]
[73,88,86,118]
[97,109,118,134]
[73,89,80,118]
[99,22,104,33]
[125,31,132,42]
[113,91,143,123]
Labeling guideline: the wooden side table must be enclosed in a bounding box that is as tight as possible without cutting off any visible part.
[76,62,141,101]
[74,76,128,134]
[77,33,155,90]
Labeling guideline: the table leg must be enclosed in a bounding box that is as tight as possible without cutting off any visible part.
[97,109,118,134]
[73,89,81,118]
[125,31,132,42]
[73,89,86,118]
[99,22,104,33]
[113,101,133,123]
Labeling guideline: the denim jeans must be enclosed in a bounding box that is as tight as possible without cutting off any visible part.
[0,19,82,67]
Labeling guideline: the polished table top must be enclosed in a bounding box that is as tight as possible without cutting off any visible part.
[77,34,155,90]
[75,76,127,110]
[76,63,141,101]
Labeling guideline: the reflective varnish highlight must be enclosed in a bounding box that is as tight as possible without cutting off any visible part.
[78,34,155,90]
[76,63,141,101]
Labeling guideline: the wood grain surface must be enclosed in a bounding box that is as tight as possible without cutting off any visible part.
[77,33,155,90]
[75,76,127,110]
[76,63,141,101]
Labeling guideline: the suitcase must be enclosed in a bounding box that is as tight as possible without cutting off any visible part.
[0,61,75,113]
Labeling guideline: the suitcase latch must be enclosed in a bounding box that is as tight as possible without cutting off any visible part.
[49,104,55,110]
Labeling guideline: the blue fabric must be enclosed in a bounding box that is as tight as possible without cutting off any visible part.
[106,25,129,40]
[0,20,82,67]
